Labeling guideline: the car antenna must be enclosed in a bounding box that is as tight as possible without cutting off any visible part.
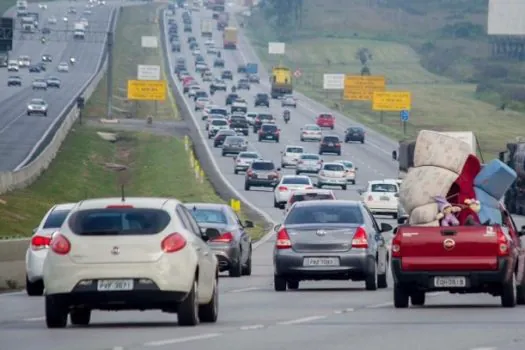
[192,205,197,211]
[121,184,125,202]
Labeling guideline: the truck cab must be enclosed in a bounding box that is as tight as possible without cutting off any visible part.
[270,66,293,99]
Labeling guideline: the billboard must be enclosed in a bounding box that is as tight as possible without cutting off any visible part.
[488,0,525,35]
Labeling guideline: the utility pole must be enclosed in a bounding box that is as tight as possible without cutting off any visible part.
[106,31,114,119]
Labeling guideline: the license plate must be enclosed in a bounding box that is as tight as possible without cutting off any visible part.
[97,279,134,291]
[380,196,390,201]
[266,136,272,139]
[329,143,334,146]
[433,277,466,288]
[303,257,339,266]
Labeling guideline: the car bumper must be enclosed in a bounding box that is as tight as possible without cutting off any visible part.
[26,248,47,281]
[317,124,334,128]
[365,201,397,213]
[282,157,299,166]
[259,135,278,140]
[235,164,250,171]
[275,190,292,203]
[301,134,322,141]
[346,136,364,142]
[223,147,247,154]
[319,147,341,154]
[210,244,240,271]
[275,249,372,280]
[246,178,278,187]
[297,166,320,173]
[318,176,346,185]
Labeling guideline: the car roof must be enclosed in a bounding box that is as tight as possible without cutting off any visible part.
[74,197,177,210]
[322,162,345,167]
[285,145,303,150]
[369,179,399,185]
[52,202,77,211]
[291,189,334,195]
[185,202,229,211]
[293,199,360,208]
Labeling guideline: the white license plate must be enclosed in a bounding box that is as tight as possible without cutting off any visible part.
[380,196,390,201]
[97,279,134,291]
[433,277,466,288]
[266,136,272,139]
[303,257,339,266]
[329,143,334,146]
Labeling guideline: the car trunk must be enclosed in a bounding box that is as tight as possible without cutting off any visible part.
[286,223,360,253]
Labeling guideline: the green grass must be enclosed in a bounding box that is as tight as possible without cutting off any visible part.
[84,4,179,121]
[243,19,525,157]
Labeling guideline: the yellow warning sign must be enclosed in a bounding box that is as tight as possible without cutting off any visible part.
[230,199,241,213]
[343,75,385,101]
[127,80,166,101]
[372,91,412,111]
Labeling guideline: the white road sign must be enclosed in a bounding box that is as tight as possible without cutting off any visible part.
[268,42,285,54]
[141,36,158,48]
[323,74,345,90]
[138,65,161,80]
[488,0,525,35]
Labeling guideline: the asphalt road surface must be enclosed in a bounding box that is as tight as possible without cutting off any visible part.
[0,4,524,350]
[0,0,115,171]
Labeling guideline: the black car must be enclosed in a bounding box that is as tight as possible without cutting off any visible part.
[221,70,233,80]
[194,90,208,101]
[171,43,181,52]
[41,27,51,34]
[244,160,280,191]
[7,76,21,86]
[189,41,199,50]
[187,36,196,43]
[184,24,192,32]
[36,62,46,71]
[225,93,239,105]
[237,79,250,90]
[230,116,249,136]
[213,58,225,67]
[213,129,236,147]
[237,64,246,73]
[258,123,280,142]
[253,113,274,132]
[28,65,41,73]
[254,93,269,107]
[46,77,61,88]
[41,54,52,62]
[344,126,365,143]
[319,135,342,155]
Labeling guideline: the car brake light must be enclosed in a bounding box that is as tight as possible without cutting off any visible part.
[31,235,51,250]
[247,170,253,176]
[391,233,402,258]
[367,195,373,201]
[276,227,292,249]
[212,232,233,243]
[496,227,509,256]
[161,233,187,253]
[106,204,134,208]
[351,227,368,249]
[335,143,341,147]
[278,186,288,191]
[50,233,71,255]
[305,186,313,189]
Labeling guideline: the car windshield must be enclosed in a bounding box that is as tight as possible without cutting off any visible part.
[259,114,273,120]
[285,204,363,225]
[262,125,277,131]
[339,161,353,168]
[43,210,70,229]
[305,125,320,130]
[252,162,275,171]
[190,209,227,224]
[240,153,259,159]
[68,208,171,235]
[319,114,333,119]
[301,154,320,160]
[371,184,397,192]
[226,137,244,144]
[31,100,45,105]
[212,119,227,125]
[290,192,334,205]
[286,147,303,153]
[324,164,344,171]
[282,177,310,185]
[323,136,339,143]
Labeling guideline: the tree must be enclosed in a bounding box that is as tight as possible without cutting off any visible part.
[355,48,373,65]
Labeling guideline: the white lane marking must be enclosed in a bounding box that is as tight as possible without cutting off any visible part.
[112,347,124,350]
[345,307,355,312]
[144,333,222,346]
[277,315,327,325]
[470,348,497,350]
[240,324,264,330]
[23,317,45,322]
[229,287,260,293]
[0,291,24,297]
[366,302,392,309]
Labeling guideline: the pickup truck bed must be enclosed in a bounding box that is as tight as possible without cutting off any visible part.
[391,225,525,308]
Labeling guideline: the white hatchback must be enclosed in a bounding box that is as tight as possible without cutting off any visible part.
[296,153,322,175]
[300,124,322,142]
[280,145,304,168]
[317,162,348,190]
[360,180,399,218]
[233,151,260,174]
[273,175,313,208]
[43,197,220,328]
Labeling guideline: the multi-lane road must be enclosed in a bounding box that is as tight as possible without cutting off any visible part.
[1,3,525,350]
[0,1,115,171]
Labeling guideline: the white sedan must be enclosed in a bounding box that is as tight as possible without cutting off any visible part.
[57,62,69,72]
[335,160,358,184]
[195,97,210,111]
[43,197,220,328]
[317,162,348,190]
[273,175,314,209]
[281,95,297,108]
[300,124,322,142]
[360,180,400,218]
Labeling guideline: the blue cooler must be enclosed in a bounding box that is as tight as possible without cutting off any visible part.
[474,187,502,225]
[474,159,516,199]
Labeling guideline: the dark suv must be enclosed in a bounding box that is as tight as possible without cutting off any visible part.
[244,160,280,191]
[319,135,342,155]
[258,124,280,143]
[253,113,274,132]
[225,93,239,105]
[344,126,365,143]
[221,70,233,80]
[213,129,236,147]
[254,93,269,107]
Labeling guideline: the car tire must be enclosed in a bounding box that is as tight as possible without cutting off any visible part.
[198,277,218,323]
[361,140,365,144]
[410,292,425,306]
[517,284,525,305]
[244,183,250,191]
[26,275,44,296]
[258,137,262,142]
[70,308,91,326]
[242,248,252,276]
[342,185,347,190]
[44,112,47,116]
[296,171,300,175]
[501,273,517,307]
[274,275,287,291]
[393,283,409,308]
[45,295,68,328]
[287,281,299,290]
[365,257,377,291]
[392,213,398,219]
[351,180,356,185]
[178,280,199,326]
[300,137,304,142]
[377,272,388,289]
[273,198,280,208]
[331,126,334,130]
[234,169,238,175]
[221,151,226,156]
[229,256,242,277]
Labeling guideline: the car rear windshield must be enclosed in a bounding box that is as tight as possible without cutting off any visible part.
[301,154,320,160]
[285,205,363,225]
[290,193,334,205]
[282,177,310,185]
[262,125,277,131]
[240,153,259,159]
[226,137,244,143]
[190,209,227,224]
[349,127,363,132]
[371,184,397,192]
[212,119,227,125]
[43,210,71,229]
[251,162,275,170]
[319,114,333,119]
[286,147,303,153]
[324,164,344,171]
[305,125,319,130]
[323,136,340,143]
[258,114,273,120]
[211,108,227,115]
[68,209,171,235]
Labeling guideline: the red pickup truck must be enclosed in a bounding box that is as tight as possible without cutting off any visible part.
[391,210,525,308]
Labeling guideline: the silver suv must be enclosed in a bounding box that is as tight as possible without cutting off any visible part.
[27,98,48,116]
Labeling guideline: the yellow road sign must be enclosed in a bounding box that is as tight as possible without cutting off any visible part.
[127,80,166,101]
[343,75,385,101]
[372,91,412,111]
[230,199,241,213]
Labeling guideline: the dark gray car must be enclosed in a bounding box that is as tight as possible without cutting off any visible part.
[272,200,392,291]
[185,203,254,277]
[244,160,280,191]
[221,136,248,156]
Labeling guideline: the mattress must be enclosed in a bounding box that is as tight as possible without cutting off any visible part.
[474,159,516,200]
[474,187,502,225]
[408,203,439,225]
[414,130,472,173]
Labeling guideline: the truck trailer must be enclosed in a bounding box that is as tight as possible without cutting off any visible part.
[270,66,293,98]
[222,27,237,49]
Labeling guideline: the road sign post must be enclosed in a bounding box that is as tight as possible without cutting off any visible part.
[139,36,160,121]
[400,110,409,135]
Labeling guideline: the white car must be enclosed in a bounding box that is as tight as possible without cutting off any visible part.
[25,203,76,296]
[192,48,201,56]
[231,100,248,114]
[317,162,348,190]
[204,39,214,47]
[48,16,57,24]
[207,118,229,138]
[245,112,257,125]
[188,86,201,98]
[281,95,297,108]
[39,4,48,9]
[7,60,19,71]
[207,46,218,55]
[360,180,400,218]
[202,71,213,82]
[18,55,31,67]
[283,189,336,213]
[42,197,220,328]
[195,97,209,111]
[57,62,69,72]
[273,175,313,208]
[296,153,323,175]
[233,151,260,174]
[280,145,304,168]
[300,124,322,142]
[27,98,48,116]
[335,160,357,184]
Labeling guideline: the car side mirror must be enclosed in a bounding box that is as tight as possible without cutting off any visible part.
[244,220,254,228]
[380,223,393,232]
[392,150,397,160]
[32,227,37,234]
[274,224,281,232]
[201,227,221,242]
[397,217,408,225]
[520,225,525,236]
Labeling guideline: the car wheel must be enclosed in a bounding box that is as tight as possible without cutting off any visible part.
[242,248,252,276]
[44,112,47,116]
[234,169,238,174]
[300,137,304,142]
[198,277,218,323]
[501,273,517,307]
[342,185,347,190]
[377,272,388,289]
[273,198,280,208]
[365,257,377,291]
[287,281,299,290]
[517,283,525,305]
[178,280,199,326]
[70,308,91,326]
[351,180,356,185]
[393,283,409,308]
[258,137,262,142]
[221,151,226,156]
[392,213,398,219]
[317,183,323,188]
[45,295,68,328]
[410,292,425,306]
[296,171,300,175]
[26,275,44,296]
[337,151,341,156]
[229,256,242,277]
[361,139,365,144]
[274,275,287,291]
[244,183,250,191]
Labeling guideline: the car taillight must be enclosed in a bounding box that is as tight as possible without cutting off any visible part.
[367,195,373,201]
[31,235,51,251]
[278,186,288,191]
[298,161,304,164]
[212,232,233,243]
[161,233,187,253]
[351,227,368,249]
[276,227,292,249]
[496,227,509,256]
[335,143,341,147]
[50,233,71,255]
[391,233,402,258]
[319,171,325,176]
[247,170,254,176]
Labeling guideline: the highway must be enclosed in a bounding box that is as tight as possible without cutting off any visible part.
[0,1,115,171]
[0,3,524,350]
